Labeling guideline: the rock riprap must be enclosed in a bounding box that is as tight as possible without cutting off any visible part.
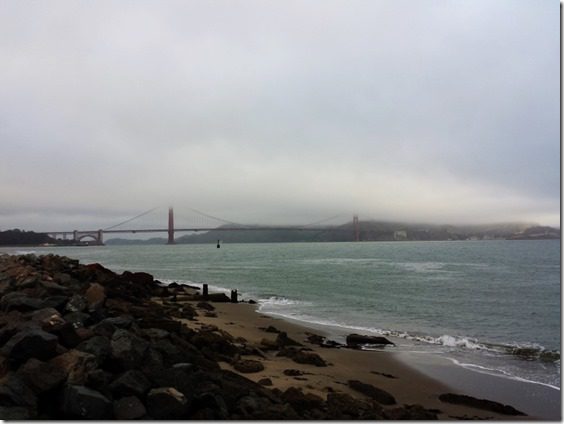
[0,253,443,419]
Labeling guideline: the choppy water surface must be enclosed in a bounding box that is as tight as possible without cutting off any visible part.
[6,240,560,389]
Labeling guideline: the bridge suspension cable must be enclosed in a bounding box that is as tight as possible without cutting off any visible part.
[186,208,248,227]
[103,207,161,231]
[299,213,347,228]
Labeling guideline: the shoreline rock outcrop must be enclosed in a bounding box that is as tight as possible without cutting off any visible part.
[0,253,445,419]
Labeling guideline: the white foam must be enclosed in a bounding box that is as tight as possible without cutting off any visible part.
[447,358,561,391]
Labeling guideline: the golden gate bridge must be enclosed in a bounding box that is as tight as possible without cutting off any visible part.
[43,207,362,245]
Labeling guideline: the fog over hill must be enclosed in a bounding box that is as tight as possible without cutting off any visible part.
[105,221,560,245]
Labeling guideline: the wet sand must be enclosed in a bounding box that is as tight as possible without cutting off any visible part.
[177,299,540,420]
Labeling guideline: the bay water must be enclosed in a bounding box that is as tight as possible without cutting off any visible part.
[5,239,560,390]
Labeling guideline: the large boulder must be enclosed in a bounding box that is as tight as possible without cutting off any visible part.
[76,335,111,364]
[113,395,147,420]
[2,328,58,362]
[61,384,112,419]
[109,370,151,397]
[49,350,98,385]
[146,387,189,419]
[18,358,66,393]
[439,393,526,416]
[110,329,149,370]
[85,283,106,312]
[0,372,37,409]
[346,334,395,347]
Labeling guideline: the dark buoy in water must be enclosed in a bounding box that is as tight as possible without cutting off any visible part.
[217,239,221,248]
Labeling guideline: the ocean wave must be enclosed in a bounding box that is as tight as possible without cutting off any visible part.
[258,296,313,308]
[446,358,561,391]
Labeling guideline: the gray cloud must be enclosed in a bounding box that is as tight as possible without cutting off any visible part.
[0,0,559,231]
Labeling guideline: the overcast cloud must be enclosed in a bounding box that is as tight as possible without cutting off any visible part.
[0,0,559,231]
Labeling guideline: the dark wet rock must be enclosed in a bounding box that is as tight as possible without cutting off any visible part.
[113,395,147,420]
[348,380,396,405]
[138,317,182,333]
[384,404,439,420]
[205,293,231,302]
[282,387,324,413]
[109,369,151,397]
[0,293,43,312]
[248,299,257,304]
[0,372,37,408]
[39,280,69,294]
[49,350,98,385]
[283,368,304,376]
[260,325,281,333]
[276,331,302,347]
[371,370,398,379]
[28,307,65,331]
[40,296,69,312]
[259,337,279,350]
[258,377,272,386]
[85,283,106,311]
[52,322,82,348]
[439,393,526,416]
[233,359,265,373]
[326,392,384,420]
[346,333,395,347]
[76,335,111,363]
[306,332,343,348]
[63,311,91,328]
[85,368,112,393]
[0,406,32,419]
[65,294,87,313]
[191,330,240,360]
[18,358,66,393]
[110,329,149,370]
[121,270,154,285]
[61,384,112,419]
[146,387,189,419]
[2,328,58,362]
[278,347,327,367]
[197,301,215,311]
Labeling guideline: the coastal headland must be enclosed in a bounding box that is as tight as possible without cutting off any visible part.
[0,253,539,419]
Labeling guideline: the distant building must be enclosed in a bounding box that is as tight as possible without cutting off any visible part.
[393,230,408,241]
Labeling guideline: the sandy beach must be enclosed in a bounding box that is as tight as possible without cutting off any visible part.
[176,296,537,420]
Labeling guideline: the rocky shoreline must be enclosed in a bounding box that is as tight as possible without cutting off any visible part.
[0,253,528,419]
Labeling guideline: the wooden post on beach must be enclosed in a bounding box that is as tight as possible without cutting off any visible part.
[203,283,208,299]
[230,289,238,303]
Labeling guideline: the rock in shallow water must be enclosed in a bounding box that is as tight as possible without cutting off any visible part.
[439,393,526,416]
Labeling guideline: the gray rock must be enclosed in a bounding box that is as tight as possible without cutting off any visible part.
[110,329,149,370]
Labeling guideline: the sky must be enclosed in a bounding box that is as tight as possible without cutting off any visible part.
[0,0,560,232]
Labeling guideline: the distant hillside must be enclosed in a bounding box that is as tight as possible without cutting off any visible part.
[105,221,560,245]
[0,229,55,246]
